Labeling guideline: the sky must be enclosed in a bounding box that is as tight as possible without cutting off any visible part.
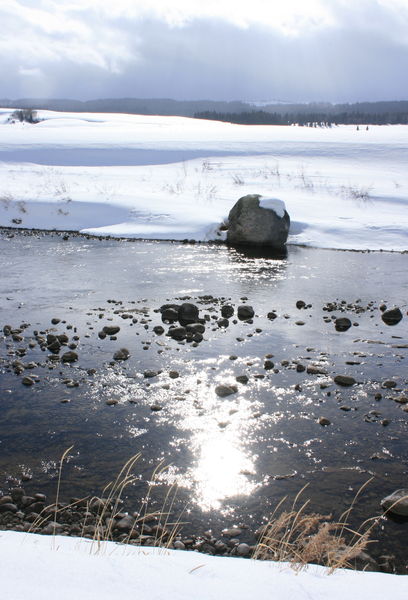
[1,0,408,103]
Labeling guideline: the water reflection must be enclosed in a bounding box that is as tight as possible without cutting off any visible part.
[191,432,257,511]
[160,369,261,511]
[228,245,288,260]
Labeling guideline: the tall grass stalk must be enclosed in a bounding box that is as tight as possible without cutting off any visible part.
[52,445,74,549]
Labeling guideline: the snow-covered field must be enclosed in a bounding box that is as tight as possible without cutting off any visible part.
[0,109,407,251]
[2,530,407,600]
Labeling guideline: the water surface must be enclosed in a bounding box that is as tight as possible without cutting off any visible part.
[0,231,407,565]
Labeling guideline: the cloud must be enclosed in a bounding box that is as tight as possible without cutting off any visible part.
[18,67,44,77]
[1,0,408,101]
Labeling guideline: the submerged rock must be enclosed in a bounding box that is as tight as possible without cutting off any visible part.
[215,384,238,397]
[381,489,408,517]
[113,348,130,361]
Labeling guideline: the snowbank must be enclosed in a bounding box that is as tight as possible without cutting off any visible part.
[0,109,407,251]
[2,531,407,600]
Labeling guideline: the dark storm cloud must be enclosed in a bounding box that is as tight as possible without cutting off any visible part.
[1,1,408,101]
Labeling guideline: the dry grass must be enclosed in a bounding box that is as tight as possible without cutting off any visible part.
[340,184,372,203]
[253,480,380,573]
[28,451,185,555]
[27,451,389,572]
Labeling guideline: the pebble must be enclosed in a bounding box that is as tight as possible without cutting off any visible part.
[103,325,121,335]
[217,318,229,328]
[215,384,238,397]
[222,527,242,537]
[382,380,397,389]
[221,305,234,318]
[307,365,328,375]
[61,351,78,363]
[106,399,119,406]
[236,543,251,556]
[334,375,356,386]
[113,348,130,361]
[144,370,158,378]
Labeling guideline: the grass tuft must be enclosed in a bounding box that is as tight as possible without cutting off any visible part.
[252,480,380,573]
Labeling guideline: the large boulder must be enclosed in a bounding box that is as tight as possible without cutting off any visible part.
[226,195,290,248]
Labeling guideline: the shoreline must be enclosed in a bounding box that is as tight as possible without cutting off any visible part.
[0,483,392,573]
[1,225,407,254]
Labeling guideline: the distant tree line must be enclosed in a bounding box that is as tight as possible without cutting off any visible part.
[2,97,408,123]
[194,110,408,126]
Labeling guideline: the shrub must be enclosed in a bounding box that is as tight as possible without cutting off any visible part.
[9,108,40,124]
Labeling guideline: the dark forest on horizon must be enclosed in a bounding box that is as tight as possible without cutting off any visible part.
[194,109,408,126]
[2,97,408,125]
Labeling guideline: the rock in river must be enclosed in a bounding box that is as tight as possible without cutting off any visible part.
[168,326,187,341]
[381,307,403,326]
[334,375,356,386]
[61,351,78,363]
[221,305,234,318]
[226,194,290,249]
[215,384,238,397]
[160,305,179,322]
[237,305,254,320]
[178,303,199,325]
[102,325,121,336]
[335,317,352,332]
[381,489,408,517]
[113,348,130,361]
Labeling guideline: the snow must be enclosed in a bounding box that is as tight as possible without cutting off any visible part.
[1,531,407,600]
[0,109,407,250]
[258,197,286,218]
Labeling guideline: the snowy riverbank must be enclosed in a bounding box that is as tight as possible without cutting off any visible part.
[2,530,408,600]
[0,109,407,251]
